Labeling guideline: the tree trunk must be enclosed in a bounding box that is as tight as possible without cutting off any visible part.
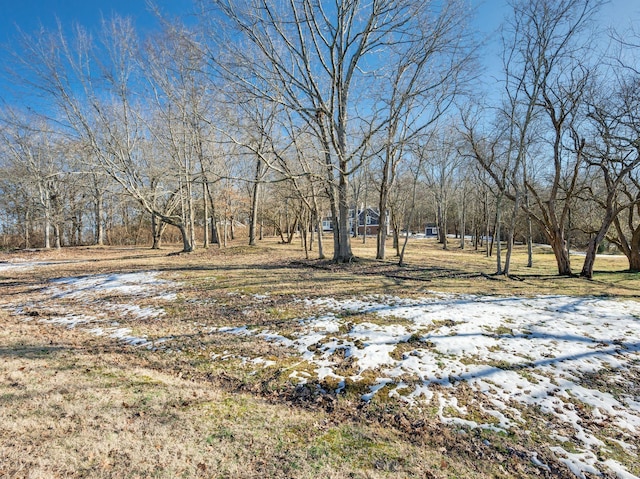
[44,206,51,249]
[276,221,286,243]
[334,171,353,262]
[179,223,193,253]
[399,229,410,266]
[75,215,83,245]
[286,217,299,244]
[441,204,448,251]
[362,172,369,245]
[211,216,219,246]
[495,195,503,275]
[316,216,325,259]
[399,166,421,267]
[436,200,445,246]
[95,190,104,246]
[484,191,490,257]
[311,194,325,260]
[377,193,389,260]
[504,188,520,276]
[53,223,62,249]
[580,209,615,279]
[525,194,533,268]
[580,236,599,279]
[151,214,162,249]
[549,232,572,276]
[249,158,263,246]
[460,188,466,250]
[391,209,400,256]
[504,226,514,276]
[302,211,310,260]
[629,230,640,272]
[202,182,209,248]
[206,183,220,246]
[24,208,31,249]
[249,179,260,246]
[489,220,495,257]
[185,178,196,252]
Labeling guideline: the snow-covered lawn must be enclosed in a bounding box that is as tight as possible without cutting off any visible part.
[14,271,177,348]
[0,259,56,272]
[218,294,640,479]
[3,266,639,478]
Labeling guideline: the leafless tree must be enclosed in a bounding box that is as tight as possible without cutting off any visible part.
[0,112,66,248]
[422,125,464,251]
[205,0,474,262]
[583,74,640,275]
[12,17,204,252]
[372,0,474,260]
[469,0,602,276]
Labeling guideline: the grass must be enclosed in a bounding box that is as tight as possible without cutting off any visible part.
[1,236,639,478]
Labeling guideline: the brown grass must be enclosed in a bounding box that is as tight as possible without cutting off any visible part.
[1,236,638,478]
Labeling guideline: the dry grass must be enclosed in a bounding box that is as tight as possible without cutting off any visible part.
[2,308,489,479]
[1,237,638,478]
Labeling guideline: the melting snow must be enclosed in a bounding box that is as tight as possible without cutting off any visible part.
[17,271,178,349]
[3,263,639,479]
[48,272,172,299]
[0,260,56,272]
[218,294,640,479]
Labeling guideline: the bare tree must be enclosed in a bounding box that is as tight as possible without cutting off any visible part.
[423,125,464,251]
[470,0,603,276]
[206,0,473,262]
[12,17,203,252]
[143,23,222,250]
[372,0,474,260]
[580,74,640,277]
[0,112,66,249]
[610,176,640,272]
[460,118,511,273]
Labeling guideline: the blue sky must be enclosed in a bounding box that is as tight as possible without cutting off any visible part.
[0,0,637,106]
[1,0,636,60]
[2,0,637,42]
[473,0,640,52]
[0,0,188,43]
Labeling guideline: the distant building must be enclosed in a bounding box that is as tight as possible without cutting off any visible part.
[425,223,439,237]
[322,218,334,232]
[322,207,389,236]
[353,207,386,236]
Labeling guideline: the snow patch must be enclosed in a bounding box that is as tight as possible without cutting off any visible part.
[216,293,640,479]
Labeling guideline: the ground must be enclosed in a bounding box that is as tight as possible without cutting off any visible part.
[0,238,638,478]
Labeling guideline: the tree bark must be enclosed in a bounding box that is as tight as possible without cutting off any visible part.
[312,196,325,260]
[495,195,503,275]
[151,214,162,249]
[249,180,260,246]
[580,208,616,279]
[459,188,466,250]
[95,189,105,246]
[202,182,209,248]
[334,170,353,262]
[629,230,640,272]
[549,232,572,276]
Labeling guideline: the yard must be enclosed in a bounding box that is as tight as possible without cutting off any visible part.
[1,238,638,478]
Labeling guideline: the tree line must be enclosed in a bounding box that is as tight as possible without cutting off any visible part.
[0,0,638,278]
